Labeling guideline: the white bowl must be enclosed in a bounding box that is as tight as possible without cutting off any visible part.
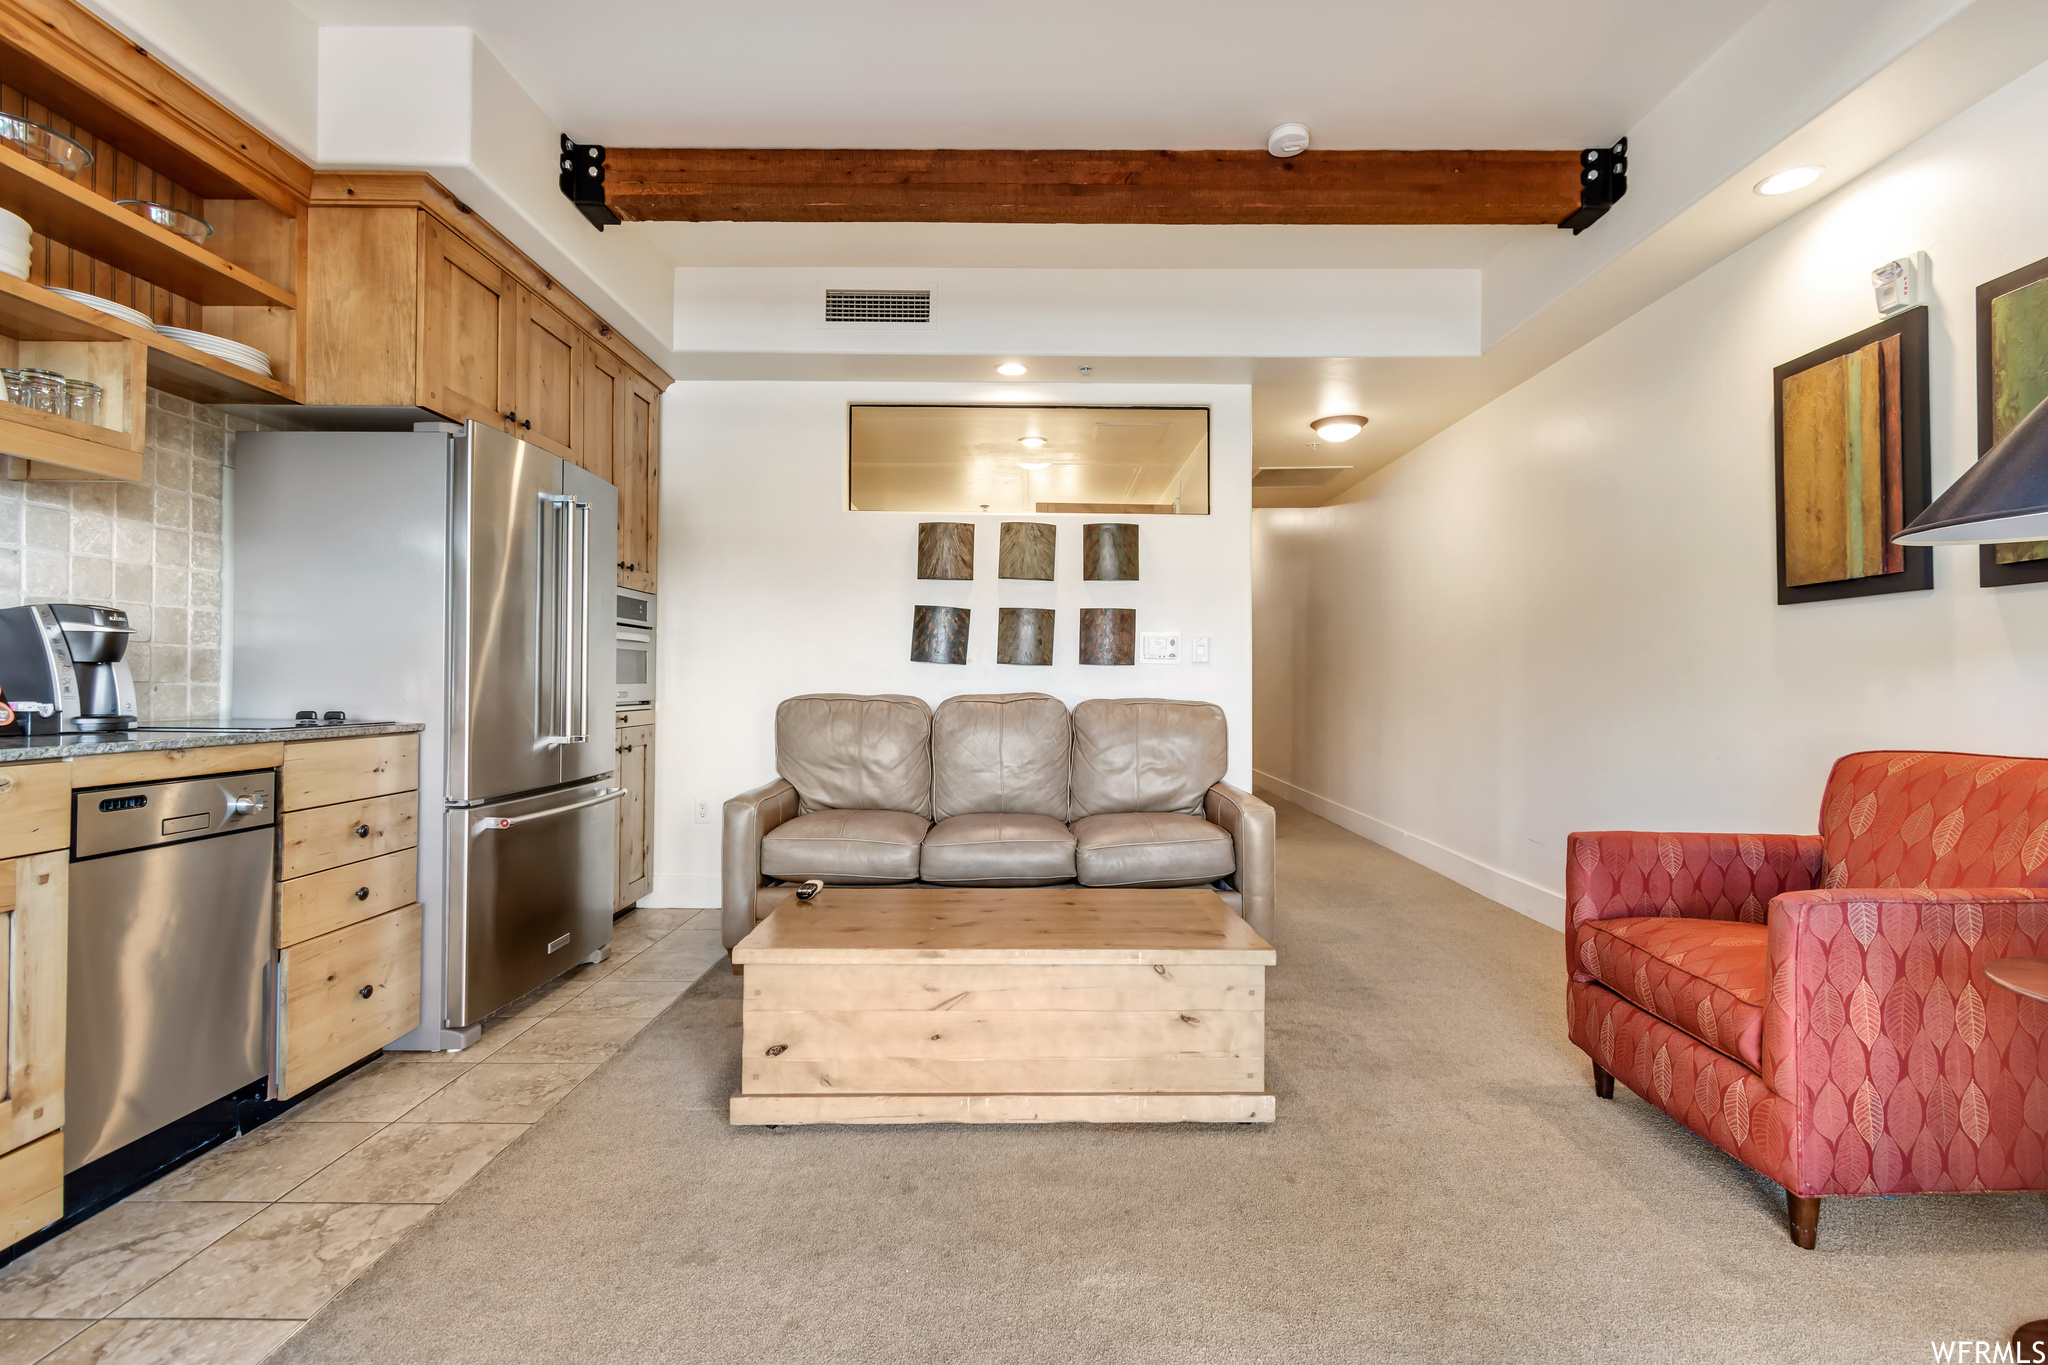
[0,207,31,239]
[0,261,26,282]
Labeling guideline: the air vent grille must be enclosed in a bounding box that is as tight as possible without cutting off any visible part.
[825,289,932,324]
[1252,466,1349,488]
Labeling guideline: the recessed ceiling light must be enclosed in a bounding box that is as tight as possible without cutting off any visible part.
[996,362,1028,376]
[1754,166,1823,196]
[1018,436,1047,448]
[1017,461,1050,471]
[1309,414,1368,442]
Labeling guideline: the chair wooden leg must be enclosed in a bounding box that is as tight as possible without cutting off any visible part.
[1786,1192,1819,1249]
[1592,1064,1614,1099]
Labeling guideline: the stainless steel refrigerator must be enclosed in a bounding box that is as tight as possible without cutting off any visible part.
[232,420,620,1049]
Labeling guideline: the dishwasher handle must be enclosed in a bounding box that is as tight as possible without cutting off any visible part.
[471,787,625,836]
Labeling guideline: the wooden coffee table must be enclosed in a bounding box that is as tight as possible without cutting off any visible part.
[728,886,1276,1125]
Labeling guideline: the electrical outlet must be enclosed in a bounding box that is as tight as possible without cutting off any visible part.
[694,798,712,824]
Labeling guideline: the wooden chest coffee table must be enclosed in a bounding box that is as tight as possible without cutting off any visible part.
[728,886,1276,1125]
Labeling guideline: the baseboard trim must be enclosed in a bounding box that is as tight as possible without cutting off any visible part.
[1252,769,1566,932]
[646,873,721,909]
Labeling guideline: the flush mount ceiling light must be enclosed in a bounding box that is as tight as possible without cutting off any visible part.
[996,362,1028,376]
[1309,414,1368,442]
[1016,461,1051,471]
[1267,123,1310,158]
[1017,436,1048,448]
[1754,165,1823,196]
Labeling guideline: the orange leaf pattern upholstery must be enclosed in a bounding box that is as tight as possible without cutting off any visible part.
[1582,918,1767,1069]
[1567,751,2048,1203]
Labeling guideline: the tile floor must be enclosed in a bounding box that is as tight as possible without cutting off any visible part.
[0,906,726,1365]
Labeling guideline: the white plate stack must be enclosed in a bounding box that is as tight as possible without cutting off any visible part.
[0,209,32,281]
[47,288,153,330]
[154,326,272,379]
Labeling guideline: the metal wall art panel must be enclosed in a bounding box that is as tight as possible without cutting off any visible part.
[1077,607,1136,665]
[997,607,1055,665]
[1081,523,1139,581]
[917,522,975,580]
[999,523,1056,580]
[911,605,971,664]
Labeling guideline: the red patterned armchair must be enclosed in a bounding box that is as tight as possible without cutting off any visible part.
[1567,751,2048,1248]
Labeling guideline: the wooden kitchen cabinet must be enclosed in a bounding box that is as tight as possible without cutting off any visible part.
[615,712,654,911]
[618,376,661,592]
[272,735,424,1099]
[305,175,670,589]
[419,214,516,435]
[0,760,69,1251]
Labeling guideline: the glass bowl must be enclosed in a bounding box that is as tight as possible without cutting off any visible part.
[115,200,212,243]
[0,115,91,178]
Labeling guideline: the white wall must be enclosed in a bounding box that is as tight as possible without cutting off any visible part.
[1253,59,2048,931]
[652,382,1253,908]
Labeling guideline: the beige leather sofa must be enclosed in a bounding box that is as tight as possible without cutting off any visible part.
[722,692,1275,952]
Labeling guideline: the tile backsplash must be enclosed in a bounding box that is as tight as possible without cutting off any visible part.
[0,390,265,723]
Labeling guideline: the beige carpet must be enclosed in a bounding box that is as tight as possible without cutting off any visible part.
[272,799,2048,1364]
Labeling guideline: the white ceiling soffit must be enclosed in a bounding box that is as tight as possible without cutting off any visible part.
[287,0,1768,152]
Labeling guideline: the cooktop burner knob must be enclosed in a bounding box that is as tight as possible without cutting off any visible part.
[295,710,316,723]
[323,711,346,724]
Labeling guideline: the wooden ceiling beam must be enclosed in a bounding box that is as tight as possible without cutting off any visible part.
[588,147,1595,227]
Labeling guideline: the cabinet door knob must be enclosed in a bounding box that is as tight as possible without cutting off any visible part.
[354,823,371,839]
[520,419,532,430]
[354,886,370,901]
[358,984,374,999]
[504,410,518,423]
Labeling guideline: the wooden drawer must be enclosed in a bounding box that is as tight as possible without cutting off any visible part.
[278,902,421,1099]
[0,1131,61,1250]
[280,850,419,949]
[72,743,284,791]
[281,734,420,812]
[279,792,418,880]
[0,763,69,860]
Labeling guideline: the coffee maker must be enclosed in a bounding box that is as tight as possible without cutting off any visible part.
[0,604,137,733]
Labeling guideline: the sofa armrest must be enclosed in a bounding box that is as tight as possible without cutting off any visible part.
[1565,831,1822,982]
[722,778,798,951]
[1762,887,2048,1197]
[1205,781,1275,943]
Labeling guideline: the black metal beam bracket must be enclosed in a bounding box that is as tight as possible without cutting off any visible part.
[560,135,619,230]
[1558,137,1627,234]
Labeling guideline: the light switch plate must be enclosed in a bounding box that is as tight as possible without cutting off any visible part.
[1192,636,1210,664]
[1139,631,1181,663]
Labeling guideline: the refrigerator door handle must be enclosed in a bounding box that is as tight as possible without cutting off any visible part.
[537,493,578,749]
[569,497,590,744]
[472,786,625,835]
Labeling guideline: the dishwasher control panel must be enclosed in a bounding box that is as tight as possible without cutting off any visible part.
[73,769,277,860]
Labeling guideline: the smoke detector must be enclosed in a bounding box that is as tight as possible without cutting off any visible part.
[1267,124,1310,157]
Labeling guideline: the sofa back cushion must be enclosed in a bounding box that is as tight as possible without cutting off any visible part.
[1069,698,1226,820]
[931,693,1071,821]
[1819,750,2048,889]
[776,693,933,818]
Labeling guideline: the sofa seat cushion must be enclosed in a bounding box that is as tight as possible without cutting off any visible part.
[760,809,928,885]
[920,813,1077,887]
[1071,812,1235,889]
[1582,917,1767,1069]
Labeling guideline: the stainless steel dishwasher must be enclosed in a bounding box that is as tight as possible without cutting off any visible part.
[67,769,276,1172]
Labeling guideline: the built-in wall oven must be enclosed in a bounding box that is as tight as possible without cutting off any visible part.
[614,587,654,710]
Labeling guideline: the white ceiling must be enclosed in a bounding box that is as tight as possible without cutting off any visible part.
[291,0,1768,153]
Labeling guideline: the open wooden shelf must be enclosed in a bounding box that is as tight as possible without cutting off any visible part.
[0,145,296,308]
[0,272,292,405]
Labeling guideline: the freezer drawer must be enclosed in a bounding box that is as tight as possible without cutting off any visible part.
[445,781,623,1029]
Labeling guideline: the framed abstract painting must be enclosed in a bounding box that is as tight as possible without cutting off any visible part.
[1773,306,1931,605]
[1977,255,2048,586]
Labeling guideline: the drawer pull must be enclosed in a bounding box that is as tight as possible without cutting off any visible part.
[354,887,370,901]
[358,984,374,999]
[354,824,371,839]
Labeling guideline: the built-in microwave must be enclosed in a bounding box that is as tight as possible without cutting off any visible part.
[614,588,654,710]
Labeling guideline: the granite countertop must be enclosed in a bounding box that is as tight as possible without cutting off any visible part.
[0,719,425,763]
